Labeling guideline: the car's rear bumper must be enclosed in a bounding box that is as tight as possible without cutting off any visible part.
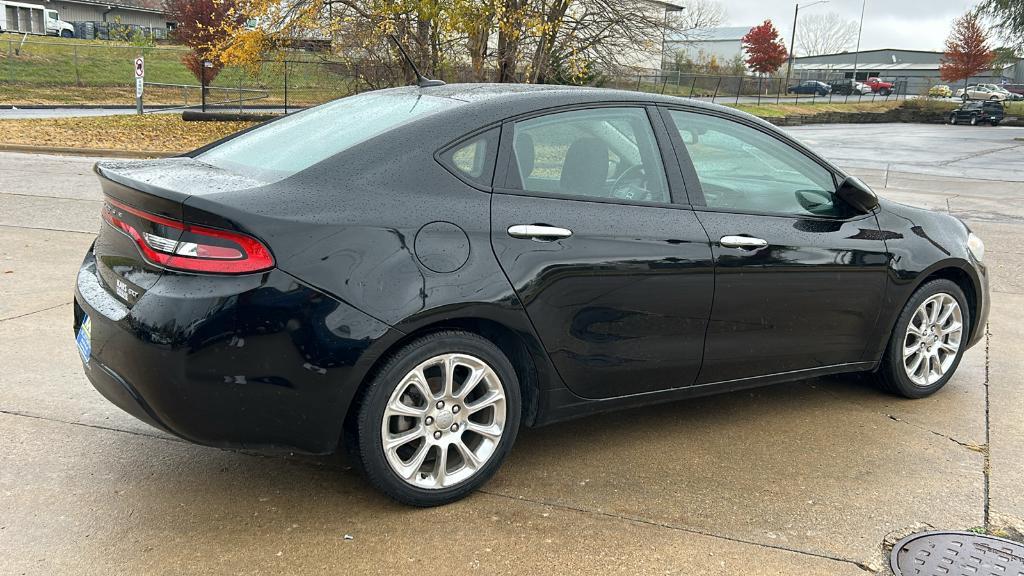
[74,249,396,453]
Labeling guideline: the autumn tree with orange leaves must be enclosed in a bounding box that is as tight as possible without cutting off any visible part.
[940,12,994,84]
[741,20,788,75]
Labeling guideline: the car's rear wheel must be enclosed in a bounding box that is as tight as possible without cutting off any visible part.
[970,114,979,125]
[949,113,958,125]
[352,331,521,506]
[877,279,970,399]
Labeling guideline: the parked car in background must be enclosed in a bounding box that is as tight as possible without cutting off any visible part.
[994,84,1023,101]
[977,84,1018,101]
[0,1,75,36]
[929,85,953,98]
[864,77,895,96]
[1002,84,1024,99]
[787,81,831,96]
[73,83,989,506]
[949,100,1005,126]
[956,85,1008,101]
[831,80,872,96]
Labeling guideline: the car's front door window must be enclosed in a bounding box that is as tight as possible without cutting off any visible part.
[510,108,670,203]
[666,110,842,217]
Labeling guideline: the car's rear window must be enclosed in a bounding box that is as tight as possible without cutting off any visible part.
[197,91,458,183]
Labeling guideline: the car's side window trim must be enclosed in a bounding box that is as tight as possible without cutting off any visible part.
[493,103,691,208]
[657,105,866,221]
[645,104,692,205]
[655,106,707,208]
[433,123,503,192]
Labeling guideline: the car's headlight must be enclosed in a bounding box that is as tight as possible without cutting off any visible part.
[967,232,985,262]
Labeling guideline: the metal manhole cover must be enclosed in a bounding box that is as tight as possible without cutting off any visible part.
[891,531,1024,576]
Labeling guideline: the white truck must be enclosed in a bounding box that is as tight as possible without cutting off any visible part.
[0,1,75,37]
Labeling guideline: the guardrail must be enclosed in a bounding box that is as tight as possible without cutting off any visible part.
[141,82,270,113]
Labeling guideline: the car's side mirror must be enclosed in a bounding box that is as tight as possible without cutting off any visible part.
[836,176,879,213]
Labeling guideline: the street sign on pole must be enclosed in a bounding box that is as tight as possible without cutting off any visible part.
[134,57,144,114]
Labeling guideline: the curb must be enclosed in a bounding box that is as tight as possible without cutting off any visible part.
[182,110,280,122]
[0,143,178,158]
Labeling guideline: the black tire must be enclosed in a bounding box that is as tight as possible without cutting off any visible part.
[991,120,1000,127]
[949,113,958,125]
[60,30,73,38]
[879,89,891,96]
[352,330,521,506]
[970,115,978,126]
[876,279,970,399]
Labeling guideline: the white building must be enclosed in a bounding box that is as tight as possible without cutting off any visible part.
[39,0,169,34]
[664,26,753,70]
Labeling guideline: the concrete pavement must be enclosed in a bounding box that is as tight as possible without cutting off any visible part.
[1,122,1023,574]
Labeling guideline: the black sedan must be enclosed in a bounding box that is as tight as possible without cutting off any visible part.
[74,84,989,506]
[787,80,831,96]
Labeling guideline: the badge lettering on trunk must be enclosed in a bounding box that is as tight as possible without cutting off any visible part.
[116,279,139,302]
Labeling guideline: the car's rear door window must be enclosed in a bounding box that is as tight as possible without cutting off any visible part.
[508,107,669,203]
[666,110,841,217]
[197,91,458,183]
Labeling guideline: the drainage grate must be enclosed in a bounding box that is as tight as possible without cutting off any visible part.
[891,531,1024,576]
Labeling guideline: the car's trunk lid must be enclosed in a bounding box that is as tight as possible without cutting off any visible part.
[91,158,266,307]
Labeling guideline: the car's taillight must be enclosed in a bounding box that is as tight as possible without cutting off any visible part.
[101,197,274,274]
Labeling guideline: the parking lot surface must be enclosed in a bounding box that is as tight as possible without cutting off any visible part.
[1,123,1023,575]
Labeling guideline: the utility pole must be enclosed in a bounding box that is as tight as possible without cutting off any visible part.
[785,1,829,92]
[851,0,867,83]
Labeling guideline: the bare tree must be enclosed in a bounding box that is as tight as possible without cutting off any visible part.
[674,0,728,41]
[536,0,725,79]
[795,12,858,56]
[218,0,724,85]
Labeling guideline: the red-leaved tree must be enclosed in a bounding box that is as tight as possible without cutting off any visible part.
[940,12,994,84]
[741,20,788,75]
[165,0,244,85]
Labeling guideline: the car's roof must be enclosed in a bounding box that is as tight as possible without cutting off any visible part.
[377,82,774,131]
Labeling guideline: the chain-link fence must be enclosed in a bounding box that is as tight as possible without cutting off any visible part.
[3,37,935,111]
[0,38,367,110]
[608,70,917,104]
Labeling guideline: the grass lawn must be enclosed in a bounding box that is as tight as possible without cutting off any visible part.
[0,114,256,153]
[729,101,902,118]
[1,33,356,106]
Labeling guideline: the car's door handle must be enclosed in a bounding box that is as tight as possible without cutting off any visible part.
[720,235,768,250]
[507,224,573,241]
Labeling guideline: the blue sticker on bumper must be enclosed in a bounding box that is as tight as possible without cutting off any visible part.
[76,314,91,364]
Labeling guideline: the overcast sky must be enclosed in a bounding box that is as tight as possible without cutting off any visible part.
[720,0,982,52]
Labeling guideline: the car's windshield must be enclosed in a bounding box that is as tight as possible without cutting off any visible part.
[198,91,458,183]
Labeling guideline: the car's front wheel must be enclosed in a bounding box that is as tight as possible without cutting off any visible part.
[970,114,979,125]
[352,331,521,506]
[877,279,970,398]
[949,113,958,125]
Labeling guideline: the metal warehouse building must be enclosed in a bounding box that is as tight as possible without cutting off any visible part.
[793,49,1024,94]
[40,0,168,32]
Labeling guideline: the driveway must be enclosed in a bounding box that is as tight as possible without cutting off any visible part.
[1,122,1023,575]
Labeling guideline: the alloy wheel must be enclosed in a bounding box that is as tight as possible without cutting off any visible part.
[380,353,507,489]
[902,293,963,387]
